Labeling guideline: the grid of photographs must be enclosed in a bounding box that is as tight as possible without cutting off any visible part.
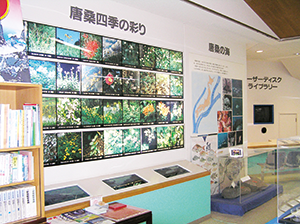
[26,21,183,74]
[29,59,183,98]
[43,125,184,166]
[26,21,185,167]
[42,98,184,130]
[218,78,243,149]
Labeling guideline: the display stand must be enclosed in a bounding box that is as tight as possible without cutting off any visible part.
[276,138,300,223]
[0,82,45,223]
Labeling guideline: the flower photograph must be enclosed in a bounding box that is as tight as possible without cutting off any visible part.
[139,44,156,69]
[57,97,81,127]
[57,132,82,162]
[104,129,123,156]
[42,97,56,128]
[140,72,156,96]
[155,47,170,71]
[27,22,55,55]
[123,128,141,153]
[102,68,122,95]
[156,101,170,123]
[103,99,122,125]
[81,98,103,126]
[122,70,140,96]
[141,127,157,151]
[170,50,183,73]
[157,126,171,149]
[83,131,104,160]
[57,62,80,93]
[80,32,102,61]
[170,75,183,97]
[56,27,80,58]
[43,133,57,165]
[140,100,156,124]
[170,101,183,123]
[171,125,184,148]
[103,37,122,65]
[156,73,170,96]
[122,41,139,67]
[81,65,103,93]
[123,100,140,124]
[29,59,56,92]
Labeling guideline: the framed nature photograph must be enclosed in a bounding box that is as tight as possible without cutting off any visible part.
[122,40,139,67]
[27,21,56,57]
[122,70,140,96]
[57,132,82,164]
[104,129,123,157]
[157,126,171,150]
[232,79,243,97]
[43,133,57,166]
[56,62,80,94]
[102,174,147,190]
[169,50,183,73]
[233,116,243,131]
[42,97,57,129]
[102,37,122,65]
[223,95,232,111]
[140,100,156,125]
[123,128,141,154]
[139,44,156,69]
[228,132,236,147]
[155,47,170,71]
[80,32,102,62]
[156,73,170,97]
[170,75,183,98]
[217,111,232,133]
[223,78,232,95]
[102,68,122,96]
[82,131,104,161]
[29,59,56,93]
[156,101,170,124]
[56,27,80,59]
[140,72,156,97]
[170,125,184,149]
[141,127,157,152]
[236,131,243,145]
[170,101,183,123]
[218,132,228,149]
[81,65,103,95]
[103,99,122,126]
[81,98,103,127]
[122,100,140,125]
[57,97,81,128]
[233,98,243,116]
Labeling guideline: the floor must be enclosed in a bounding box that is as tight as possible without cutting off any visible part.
[199,172,300,224]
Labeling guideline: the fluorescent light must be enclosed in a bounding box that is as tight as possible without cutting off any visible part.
[256,50,263,53]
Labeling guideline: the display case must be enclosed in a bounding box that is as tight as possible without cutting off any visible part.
[276,138,300,223]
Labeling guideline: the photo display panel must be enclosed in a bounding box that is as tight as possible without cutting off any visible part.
[26,21,184,167]
[102,174,148,190]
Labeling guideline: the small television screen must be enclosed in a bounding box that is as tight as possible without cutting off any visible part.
[254,105,274,124]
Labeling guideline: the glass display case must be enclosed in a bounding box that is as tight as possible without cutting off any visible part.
[276,137,300,223]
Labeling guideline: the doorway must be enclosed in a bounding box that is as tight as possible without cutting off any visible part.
[279,113,297,138]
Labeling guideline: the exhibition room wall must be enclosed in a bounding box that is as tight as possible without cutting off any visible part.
[247,60,300,143]
[21,0,247,186]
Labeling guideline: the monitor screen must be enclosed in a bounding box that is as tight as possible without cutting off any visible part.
[254,104,274,124]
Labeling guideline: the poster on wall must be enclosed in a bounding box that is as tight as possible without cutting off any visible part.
[192,72,221,134]
[0,0,31,82]
[191,134,219,195]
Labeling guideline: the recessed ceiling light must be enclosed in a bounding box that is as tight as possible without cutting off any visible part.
[295,53,300,56]
[256,50,263,53]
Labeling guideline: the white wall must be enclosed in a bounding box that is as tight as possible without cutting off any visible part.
[21,0,247,186]
[247,60,300,143]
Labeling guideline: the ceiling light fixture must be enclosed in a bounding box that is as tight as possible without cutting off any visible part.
[256,50,263,53]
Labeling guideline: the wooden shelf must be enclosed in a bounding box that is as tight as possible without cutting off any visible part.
[0,82,45,223]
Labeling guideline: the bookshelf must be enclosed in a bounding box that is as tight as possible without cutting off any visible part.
[0,82,45,224]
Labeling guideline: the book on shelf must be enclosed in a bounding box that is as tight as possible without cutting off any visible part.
[0,103,41,149]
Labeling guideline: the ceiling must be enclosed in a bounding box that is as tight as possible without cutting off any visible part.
[111,0,300,79]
